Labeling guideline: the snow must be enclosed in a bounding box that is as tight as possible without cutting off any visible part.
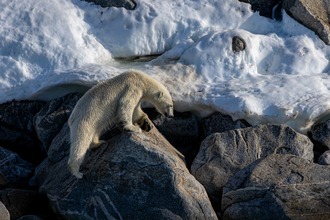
[1,0,330,134]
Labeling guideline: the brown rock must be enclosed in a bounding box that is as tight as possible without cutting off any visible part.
[282,0,330,45]
[222,154,330,220]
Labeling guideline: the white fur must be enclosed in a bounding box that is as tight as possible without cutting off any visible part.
[67,70,174,179]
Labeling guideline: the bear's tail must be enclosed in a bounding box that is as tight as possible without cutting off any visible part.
[67,126,93,179]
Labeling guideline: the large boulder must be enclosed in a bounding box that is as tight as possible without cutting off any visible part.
[34,93,82,153]
[191,124,313,209]
[222,154,330,220]
[35,123,217,220]
[0,100,45,164]
[0,147,35,187]
[282,0,330,45]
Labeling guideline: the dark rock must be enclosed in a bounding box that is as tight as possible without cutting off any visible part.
[0,189,48,220]
[222,154,330,220]
[143,108,200,169]
[232,36,247,52]
[201,112,251,139]
[82,0,136,10]
[282,0,330,45]
[35,123,217,220]
[0,147,35,186]
[0,100,46,164]
[318,150,330,165]
[144,108,199,153]
[34,93,82,152]
[0,172,9,190]
[191,124,313,210]
[239,0,280,18]
[0,100,45,133]
[309,119,330,152]
[0,201,10,220]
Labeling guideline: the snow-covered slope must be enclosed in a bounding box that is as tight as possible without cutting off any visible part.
[1,0,330,133]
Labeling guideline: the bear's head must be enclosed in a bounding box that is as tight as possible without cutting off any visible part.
[154,90,174,118]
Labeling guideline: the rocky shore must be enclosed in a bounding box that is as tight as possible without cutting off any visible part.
[0,92,330,219]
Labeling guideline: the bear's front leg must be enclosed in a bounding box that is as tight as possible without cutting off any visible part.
[118,94,142,133]
[133,103,153,132]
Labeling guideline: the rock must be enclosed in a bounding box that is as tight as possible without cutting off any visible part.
[318,150,330,165]
[309,119,330,152]
[200,112,251,139]
[0,100,45,133]
[0,172,9,189]
[0,100,46,164]
[34,93,82,152]
[143,108,201,169]
[232,36,246,52]
[144,108,199,153]
[222,154,330,220]
[0,189,48,220]
[191,124,313,210]
[239,0,280,18]
[282,0,330,45]
[82,0,136,10]
[0,147,35,186]
[34,123,217,220]
[0,201,10,220]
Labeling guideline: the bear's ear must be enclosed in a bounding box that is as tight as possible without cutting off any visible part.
[158,91,163,99]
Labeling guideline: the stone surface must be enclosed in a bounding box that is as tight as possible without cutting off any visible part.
[232,36,246,52]
[82,0,136,10]
[282,0,330,45]
[222,154,330,220]
[144,108,199,152]
[309,119,330,152]
[35,123,217,220]
[0,100,45,133]
[144,108,201,169]
[0,100,46,164]
[0,147,35,186]
[239,0,280,18]
[0,201,10,220]
[191,124,313,209]
[34,93,82,152]
[200,112,251,139]
[0,189,47,220]
[318,150,330,165]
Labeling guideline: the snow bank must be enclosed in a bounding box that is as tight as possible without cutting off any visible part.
[1,0,330,133]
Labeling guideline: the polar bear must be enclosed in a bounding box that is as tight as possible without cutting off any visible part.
[67,70,174,179]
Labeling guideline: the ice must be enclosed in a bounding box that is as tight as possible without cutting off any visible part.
[1,0,330,133]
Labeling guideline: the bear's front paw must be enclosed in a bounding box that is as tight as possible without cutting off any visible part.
[141,118,153,132]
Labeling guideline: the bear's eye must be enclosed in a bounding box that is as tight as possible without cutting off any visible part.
[169,105,173,108]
